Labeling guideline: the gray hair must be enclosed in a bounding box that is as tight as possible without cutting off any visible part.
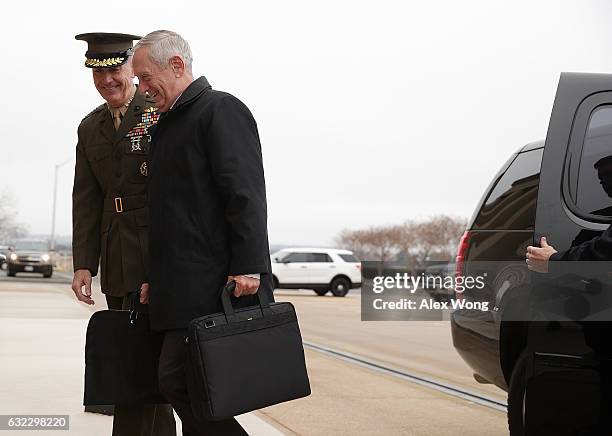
[134,30,193,72]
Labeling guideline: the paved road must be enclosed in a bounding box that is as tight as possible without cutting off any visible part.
[0,274,508,435]
[0,273,280,435]
[259,289,508,435]
[274,289,505,401]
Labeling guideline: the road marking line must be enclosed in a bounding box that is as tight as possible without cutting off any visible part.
[303,341,507,413]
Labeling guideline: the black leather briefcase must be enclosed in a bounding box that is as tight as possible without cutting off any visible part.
[84,293,167,406]
[186,282,311,420]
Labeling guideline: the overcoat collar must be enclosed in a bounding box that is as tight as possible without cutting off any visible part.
[167,76,211,114]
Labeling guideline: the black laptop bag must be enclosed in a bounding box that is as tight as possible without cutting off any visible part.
[84,292,167,405]
[186,282,311,420]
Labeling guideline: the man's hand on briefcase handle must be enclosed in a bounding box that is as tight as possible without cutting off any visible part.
[140,283,150,304]
[228,275,260,297]
[72,269,94,305]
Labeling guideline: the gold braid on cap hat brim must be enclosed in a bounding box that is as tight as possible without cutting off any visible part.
[84,56,126,68]
[84,48,133,68]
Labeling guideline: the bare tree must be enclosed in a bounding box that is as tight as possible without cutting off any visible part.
[336,228,370,259]
[335,215,466,267]
[410,215,466,266]
[364,225,402,263]
[394,221,417,260]
[336,225,401,262]
[0,190,27,243]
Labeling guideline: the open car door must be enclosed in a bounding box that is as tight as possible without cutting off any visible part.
[528,73,612,435]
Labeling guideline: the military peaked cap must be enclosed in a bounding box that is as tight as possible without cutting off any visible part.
[75,32,142,68]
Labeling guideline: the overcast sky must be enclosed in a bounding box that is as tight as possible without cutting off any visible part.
[2,0,612,246]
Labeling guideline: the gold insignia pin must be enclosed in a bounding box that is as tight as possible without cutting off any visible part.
[140,162,148,177]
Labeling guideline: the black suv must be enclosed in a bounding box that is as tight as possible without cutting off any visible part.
[452,73,612,435]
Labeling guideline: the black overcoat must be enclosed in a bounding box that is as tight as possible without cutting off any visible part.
[147,76,273,330]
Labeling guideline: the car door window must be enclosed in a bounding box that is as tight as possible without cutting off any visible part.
[339,253,359,262]
[575,106,612,217]
[472,148,543,230]
[284,252,311,263]
[311,253,332,262]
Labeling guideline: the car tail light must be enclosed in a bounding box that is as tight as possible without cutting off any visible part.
[454,231,472,301]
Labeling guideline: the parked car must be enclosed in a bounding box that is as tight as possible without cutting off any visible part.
[423,261,455,302]
[271,248,361,297]
[7,240,53,278]
[0,244,9,270]
[451,72,612,435]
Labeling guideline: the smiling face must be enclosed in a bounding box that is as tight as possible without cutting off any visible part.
[132,47,180,112]
[92,61,135,107]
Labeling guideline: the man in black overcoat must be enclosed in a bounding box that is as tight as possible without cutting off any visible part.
[132,30,273,435]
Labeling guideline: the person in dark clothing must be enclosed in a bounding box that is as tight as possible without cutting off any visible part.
[526,155,612,434]
[132,30,273,435]
[527,155,612,270]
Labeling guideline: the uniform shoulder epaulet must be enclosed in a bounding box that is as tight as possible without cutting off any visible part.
[81,103,106,122]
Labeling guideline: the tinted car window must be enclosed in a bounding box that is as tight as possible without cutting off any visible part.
[283,252,311,262]
[339,254,359,262]
[311,253,332,262]
[576,106,612,216]
[472,148,543,230]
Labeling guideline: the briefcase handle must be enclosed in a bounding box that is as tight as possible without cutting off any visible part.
[127,290,149,311]
[221,281,272,322]
[125,290,149,323]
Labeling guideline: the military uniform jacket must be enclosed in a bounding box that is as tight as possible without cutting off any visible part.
[72,90,159,296]
[148,76,273,330]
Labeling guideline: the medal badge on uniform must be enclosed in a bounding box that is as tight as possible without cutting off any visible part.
[125,107,159,177]
[125,107,159,155]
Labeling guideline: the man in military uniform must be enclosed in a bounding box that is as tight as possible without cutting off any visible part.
[71,32,176,436]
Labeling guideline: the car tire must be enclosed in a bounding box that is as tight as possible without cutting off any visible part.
[314,289,328,296]
[43,272,52,278]
[330,277,350,297]
[508,350,528,436]
[272,276,279,290]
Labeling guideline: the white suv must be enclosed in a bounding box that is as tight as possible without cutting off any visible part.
[271,248,361,297]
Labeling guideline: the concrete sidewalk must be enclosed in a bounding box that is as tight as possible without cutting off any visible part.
[0,279,282,435]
